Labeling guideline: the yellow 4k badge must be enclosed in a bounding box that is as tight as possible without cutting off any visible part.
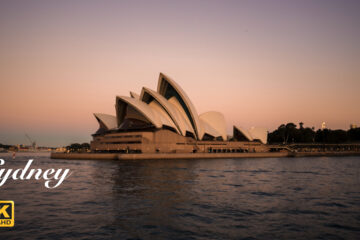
[0,201,14,227]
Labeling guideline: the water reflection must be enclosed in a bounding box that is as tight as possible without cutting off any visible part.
[0,153,359,239]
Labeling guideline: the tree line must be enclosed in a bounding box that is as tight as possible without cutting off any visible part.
[268,123,360,144]
[0,143,13,149]
[66,143,90,152]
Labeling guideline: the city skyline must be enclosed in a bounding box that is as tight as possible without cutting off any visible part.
[1,0,359,147]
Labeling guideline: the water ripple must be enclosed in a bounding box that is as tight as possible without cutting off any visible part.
[0,153,359,239]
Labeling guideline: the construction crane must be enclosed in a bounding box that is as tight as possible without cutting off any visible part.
[25,134,37,151]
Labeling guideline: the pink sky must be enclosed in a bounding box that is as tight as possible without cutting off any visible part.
[0,0,359,147]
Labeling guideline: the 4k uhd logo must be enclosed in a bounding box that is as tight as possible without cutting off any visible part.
[0,201,14,227]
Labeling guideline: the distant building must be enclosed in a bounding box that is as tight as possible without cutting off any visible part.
[321,122,326,130]
[350,123,358,129]
[55,147,67,152]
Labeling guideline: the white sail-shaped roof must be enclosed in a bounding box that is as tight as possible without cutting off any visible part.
[93,72,248,143]
[167,96,196,137]
[147,100,179,133]
[199,111,227,140]
[130,91,140,99]
[249,127,268,144]
[94,113,117,130]
[233,126,268,144]
[233,126,253,141]
[116,96,162,128]
[140,87,194,136]
[157,73,203,139]
[200,119,221,138]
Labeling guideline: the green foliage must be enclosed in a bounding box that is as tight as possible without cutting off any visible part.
[348,128,360,142]
[268,123,360,144]
[66,143,90,152]
[0,143,13,149]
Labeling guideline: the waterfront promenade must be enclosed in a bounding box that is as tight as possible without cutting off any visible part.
[51,147,360,160]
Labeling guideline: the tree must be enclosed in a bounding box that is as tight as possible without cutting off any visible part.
[66,143,90,152]
[348,128,360,142]
[269,123,358,144]
[285,123,297,144]
[81,143,90,149]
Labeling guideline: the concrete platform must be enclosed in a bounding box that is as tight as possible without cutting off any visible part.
[50,152,289,160]
[51,152,118,160]
[50,151,360,160]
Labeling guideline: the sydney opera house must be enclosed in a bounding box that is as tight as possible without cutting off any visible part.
[91,73,269,153]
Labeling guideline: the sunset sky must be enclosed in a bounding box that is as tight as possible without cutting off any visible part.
[1,0,359,147]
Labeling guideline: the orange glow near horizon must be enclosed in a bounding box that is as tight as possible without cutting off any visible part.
[0,1,359,146]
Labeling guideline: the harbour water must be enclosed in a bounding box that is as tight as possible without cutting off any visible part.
[1,153,359,239]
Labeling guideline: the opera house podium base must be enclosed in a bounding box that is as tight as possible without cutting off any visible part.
[50,151,290,160]
[50,150,360,160]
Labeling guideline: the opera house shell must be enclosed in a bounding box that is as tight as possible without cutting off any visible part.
[91,73,268,153]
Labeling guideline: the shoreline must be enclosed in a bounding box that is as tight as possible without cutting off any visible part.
[50,151,360,160]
